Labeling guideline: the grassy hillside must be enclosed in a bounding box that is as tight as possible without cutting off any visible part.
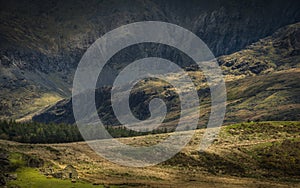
[0,121,299,187]
[33,67,300,128]
[224,68,300,123]
[218,23,300,76]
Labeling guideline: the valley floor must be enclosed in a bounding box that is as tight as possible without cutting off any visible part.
[0,121,299,187]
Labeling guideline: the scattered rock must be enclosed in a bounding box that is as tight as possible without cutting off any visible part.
[6,173,17,180]
[27,157,44,168]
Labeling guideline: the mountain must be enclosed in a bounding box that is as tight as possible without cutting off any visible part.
[33,22,300,125]
[1,0,300,120]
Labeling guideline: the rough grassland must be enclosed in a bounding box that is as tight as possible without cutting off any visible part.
[0,121,299,187]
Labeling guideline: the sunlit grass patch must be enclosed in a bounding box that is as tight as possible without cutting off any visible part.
[8,167,105,188]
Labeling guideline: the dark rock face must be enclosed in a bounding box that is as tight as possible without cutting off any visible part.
[1,0,300,70]
[2,0,300,58]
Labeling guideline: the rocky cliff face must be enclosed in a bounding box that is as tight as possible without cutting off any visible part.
[1,0,300,119]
